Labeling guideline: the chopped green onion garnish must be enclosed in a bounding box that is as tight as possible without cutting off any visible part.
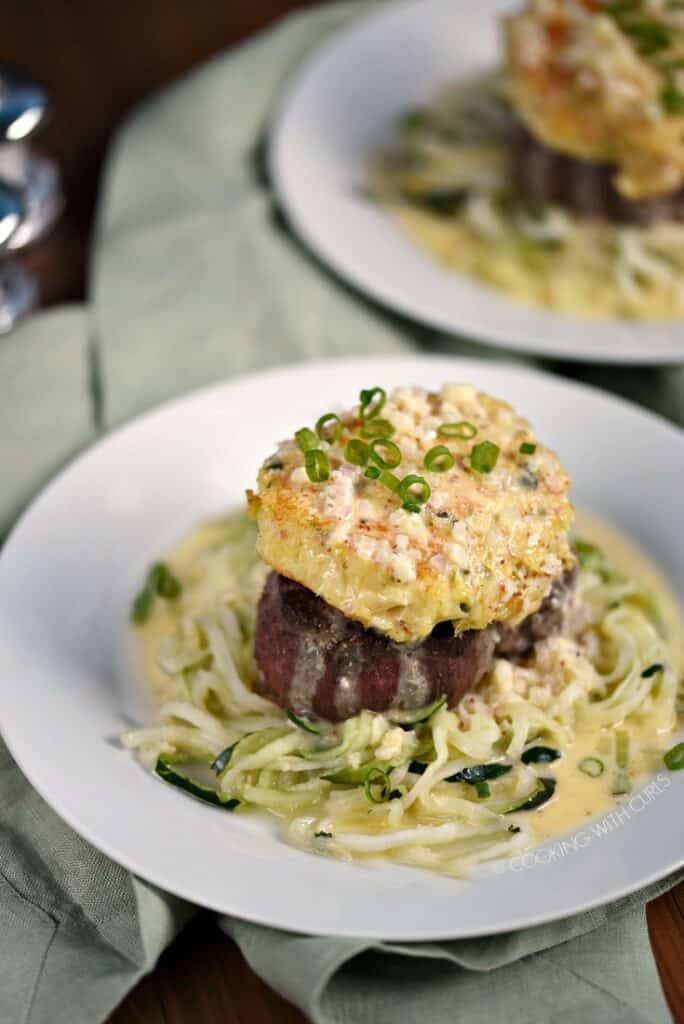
[661,71,684,114]
[424,444,455,473]
[664,742,684,771]
[368,438,402,469]
[345,439,369,466]
[131,586,154,625]
[624,19,674,56]
[316,413,343,443]
[641,663,664,678]
[475,781,491,799]
[397,474,431,507]
[612,730,631,795]
[364,766,392,804]
[470,440,500,474]
[150,562,182,600]
[519,442,536,455]
[314,830,333,839]
[287,710,323,735]
[400,108,429,135]
[295,427,317,452]
[365,465,381,480]
[360,418,395,439]
[359,387,386,420]
[131,562,181,625]
[437,421,477,440]
[155,755,240,809]
[304,449,330,483]
[521,746,561,765]
[579,757,604,778]
[379,469,400,491]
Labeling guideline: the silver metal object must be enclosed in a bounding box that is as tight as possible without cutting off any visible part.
[0,67,62,334]
[0,69,48,143]
[0,144,63,250]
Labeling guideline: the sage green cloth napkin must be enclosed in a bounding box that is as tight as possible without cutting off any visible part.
[2,3,684,1023]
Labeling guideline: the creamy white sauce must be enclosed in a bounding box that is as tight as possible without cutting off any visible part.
[135,507,684,849]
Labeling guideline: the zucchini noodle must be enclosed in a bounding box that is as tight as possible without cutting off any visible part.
[368,76,684,321]
[123,514,681,878]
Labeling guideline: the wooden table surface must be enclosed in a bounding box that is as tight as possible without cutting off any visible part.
[4,2,684,1020]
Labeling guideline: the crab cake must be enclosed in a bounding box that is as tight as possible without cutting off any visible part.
[249,383,575,648]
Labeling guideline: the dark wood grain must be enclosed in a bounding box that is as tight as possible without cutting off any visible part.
[4,4,684,1022]
[2,0,328,303]
[108,914,307,1024]
[108,888,684,1024]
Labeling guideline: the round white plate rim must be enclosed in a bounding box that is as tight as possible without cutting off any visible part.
[269,0,684,365]
[1,353,683,940]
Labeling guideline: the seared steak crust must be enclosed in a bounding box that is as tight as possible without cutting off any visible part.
[255,568,576,721]
[510,123,684,227]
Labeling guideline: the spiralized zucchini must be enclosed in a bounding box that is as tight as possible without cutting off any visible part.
[368,76,684,321]
[123,515,678,878]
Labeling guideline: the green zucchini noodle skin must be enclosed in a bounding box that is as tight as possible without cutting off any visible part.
[122,516,679,878]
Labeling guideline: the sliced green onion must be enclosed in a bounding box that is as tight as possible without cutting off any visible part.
[579,757,604,778]
[397,474,431,507]
[295,427,317,452]
[364,465,381,480]
[424,445,455,473]
[304,448,330,483]
[447,763,512,784]
[368,438,402,469]
[394,696,446,731]
[641,663,664,678]
[314,830,333,838]
[360,418,395,439]
[155,756,240,809]
[470,440,500,474]
[131,586,155,625]
[316,413,343,443]
[661,71,684,114]
[345,439,369,466]
[151,562,182,600]
[364,766,392,804]
[664,742,684,771]
[521,746,561,765]
[475,781,491,799]
[612,730,631,795]
[379,469,400,491]
[438,421,477,440]
[287,709,323,735]
[519,442,536,455]
[359,387,386,420]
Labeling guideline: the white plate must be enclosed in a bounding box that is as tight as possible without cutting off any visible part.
[270,0,684,364]
[1,355,683,940]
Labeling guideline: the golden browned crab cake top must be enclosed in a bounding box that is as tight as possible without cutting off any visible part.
[505,0,684,201]
[248,383,575,644]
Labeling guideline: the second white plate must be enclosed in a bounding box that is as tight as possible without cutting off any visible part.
[1,356,683,939]
[270,0,684,364]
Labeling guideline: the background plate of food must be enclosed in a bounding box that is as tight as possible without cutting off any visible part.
[270,0,684,363]
[1,355,683,940]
